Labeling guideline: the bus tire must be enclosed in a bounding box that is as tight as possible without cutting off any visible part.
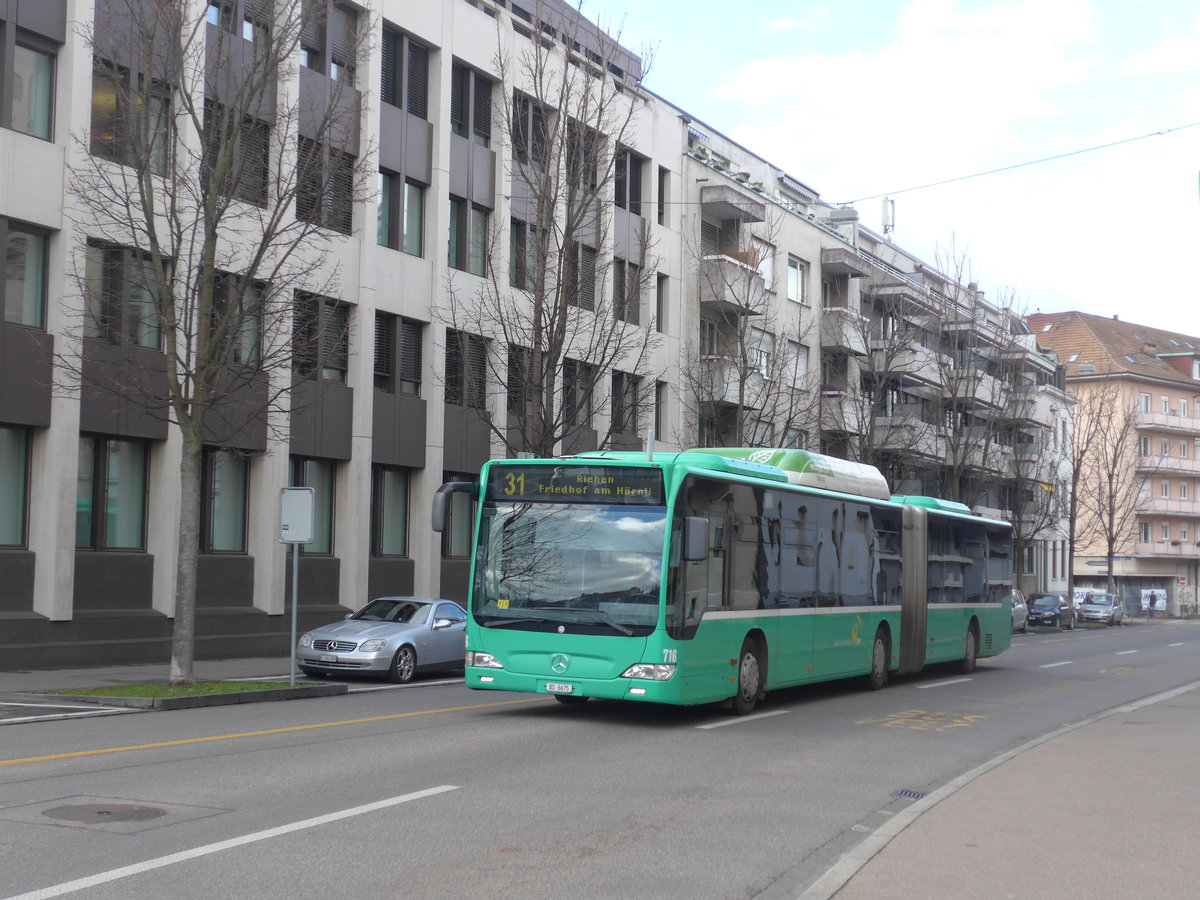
[958,624,979,674]
[553,695,589,705]
[732,639,763,716]
[866,629,889,691]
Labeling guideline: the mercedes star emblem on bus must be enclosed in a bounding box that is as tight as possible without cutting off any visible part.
[551,654,570,673]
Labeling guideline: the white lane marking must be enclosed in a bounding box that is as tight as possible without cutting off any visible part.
[1040,661,1074,669]
[697,709,789,729]
[5,786,459,900]
[916,678,972,689]
[1,710,136,725]
[1,702,120,710]
[1117,650,1139,655]
[1169,642,1185,647]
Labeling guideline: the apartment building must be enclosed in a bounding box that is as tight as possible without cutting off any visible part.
[0,0,1070,669]
[1030,311,1200,613]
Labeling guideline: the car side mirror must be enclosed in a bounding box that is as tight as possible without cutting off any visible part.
[432,618,453,631]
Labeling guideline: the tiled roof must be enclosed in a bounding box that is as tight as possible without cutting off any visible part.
[1025,311,1200,385]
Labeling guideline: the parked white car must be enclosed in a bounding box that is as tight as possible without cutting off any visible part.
[1011,589,1028,633]
[1078,592,1125,626]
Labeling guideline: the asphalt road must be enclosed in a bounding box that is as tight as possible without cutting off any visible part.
[3,620,1196,899]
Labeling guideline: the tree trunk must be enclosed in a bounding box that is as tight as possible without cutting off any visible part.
[170,435,203,684]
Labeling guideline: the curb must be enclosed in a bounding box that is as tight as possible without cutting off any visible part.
[1,683,347,710]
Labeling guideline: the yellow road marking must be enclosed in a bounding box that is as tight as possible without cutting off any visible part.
[0,697,547,768]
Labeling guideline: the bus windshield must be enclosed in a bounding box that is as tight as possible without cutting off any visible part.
[474,501,667,635]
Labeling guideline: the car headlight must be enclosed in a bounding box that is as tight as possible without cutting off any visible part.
[298,633,313,648]
[358,639,387,653]
[621,663,676,681]
[467,651,504,669]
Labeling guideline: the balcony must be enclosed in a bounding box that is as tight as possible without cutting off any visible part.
[1134,411,1200,435]
[699,255,765,317]
[1136,540,1200,558]
[821,307,868,356]
[820,393,864,434]
[820,246,871,277]
[699,185,765,223]
[872,341,947,386]
[1136,454,1200,475]
[700,356,764,410]
[872,281,941,315]
[1138,497,1200,516]
[872,417,943,460]
[945,369,1002,408]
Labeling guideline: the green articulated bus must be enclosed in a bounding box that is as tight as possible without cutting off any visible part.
[433,448,1013,715]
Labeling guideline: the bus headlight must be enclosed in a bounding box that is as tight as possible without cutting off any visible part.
[467,651,504,669]
[621,664,676,681]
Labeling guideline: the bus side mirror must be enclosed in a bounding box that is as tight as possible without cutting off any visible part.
[432,482,477,532]
[683,516,709,562]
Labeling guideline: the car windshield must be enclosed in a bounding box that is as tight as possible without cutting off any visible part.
[474,501,666,636]
[1031,598,1058,609]
[353,599,432,624]
[1085,596,1113,607]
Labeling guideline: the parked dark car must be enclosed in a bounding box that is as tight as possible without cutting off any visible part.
[1026,593,1075,629]
[297,597,467,682]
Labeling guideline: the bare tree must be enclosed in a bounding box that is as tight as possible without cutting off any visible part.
[67,0,370,682]
[443,1,660,458]
[1073,380,1147,593]
[677,214,821,449]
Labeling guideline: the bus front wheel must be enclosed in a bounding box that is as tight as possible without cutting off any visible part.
[732,640,763,716]
[866,630,889,691]
[958,625,979,674]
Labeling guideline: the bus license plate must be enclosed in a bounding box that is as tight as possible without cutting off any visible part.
[545,682,573,694]
[319,654,338,663]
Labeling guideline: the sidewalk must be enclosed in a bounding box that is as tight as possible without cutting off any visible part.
[813,678,1200,899]
[0,656,295,695]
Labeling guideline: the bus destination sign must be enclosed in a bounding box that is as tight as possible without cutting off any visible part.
[486,465,664,505]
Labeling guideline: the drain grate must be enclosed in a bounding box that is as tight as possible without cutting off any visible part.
[890,788,926,801]
[43,804,166,824]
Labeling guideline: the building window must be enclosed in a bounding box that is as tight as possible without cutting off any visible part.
[614,146,645,215]
[611,371,641,436]
[563,358,594,427]
[373,311,395,391]
[0,425,30,546]
[700,318,718,356]
[566,241,596,310]
[1139,435,1151,457]
[3,220,47,328]
[446,329,487,408]
[509,218,538,290]
[381,27,428,117]
[378,172,424,255]
[7,37,55,140]
[375,314,422,396]
[442,472,476,558]
[1020,545,1035,575]
[296,138,355,235]
[90,59,171,175]
[512,91,547,167]
[212,272,262,366]
[289,456,334,553]
[783,427,805,450]
[1161,438,1170,456]
[655,273,667,333]
[1182,441,1190,460]
[371,465,409,556]
[752,238,775,290]
[202,448,248,552]
[1161,480,1170,499]
[84,243,163,349]
[449,63,492,146]
[654,380,667,440]
[1182,399,1190,418]
[1182,523,1190,542]
[203,102,269,207]
[1162,396,1170,414]
[76,436,148,550]
[507,344,531,415]
[1182,482,1190,500]
[749,327,774,378]
[1138,521,1150,543]
[613,258,640,324]
[1138,392,1151,413]
[787,340,809,386]
[298,0,357,84]
[448,198,488,275]
[293,293,349,382]
[1161,522,1171,541]
[657,166,668,226]
[787,256,808,304]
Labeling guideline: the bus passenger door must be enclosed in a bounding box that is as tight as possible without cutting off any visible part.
[680,514,732,700]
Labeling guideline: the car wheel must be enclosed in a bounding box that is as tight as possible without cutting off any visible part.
[958,625,978,674]
[865,629,889,691]
[387,645,417,683]
[732,638,763,715]
[1020,619,1028,634]
[553,695,589,705]
[1066,615,1074,631]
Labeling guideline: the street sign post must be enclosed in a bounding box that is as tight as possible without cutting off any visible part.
[279,488,315,685]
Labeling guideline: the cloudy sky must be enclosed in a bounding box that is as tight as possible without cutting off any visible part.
[581,0,1200,335]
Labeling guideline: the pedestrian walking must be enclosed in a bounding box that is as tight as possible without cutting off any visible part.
[1148,592,1158,618]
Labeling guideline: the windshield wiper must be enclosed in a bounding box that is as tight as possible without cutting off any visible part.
[481,616,553,628]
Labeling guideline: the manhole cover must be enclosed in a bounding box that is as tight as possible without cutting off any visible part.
[43,804,166,824]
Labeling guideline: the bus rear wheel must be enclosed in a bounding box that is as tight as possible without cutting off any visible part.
[732,639,763,716]
[866,630,889,691]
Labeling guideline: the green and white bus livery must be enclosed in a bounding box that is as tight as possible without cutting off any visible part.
[433,448,1012,714]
